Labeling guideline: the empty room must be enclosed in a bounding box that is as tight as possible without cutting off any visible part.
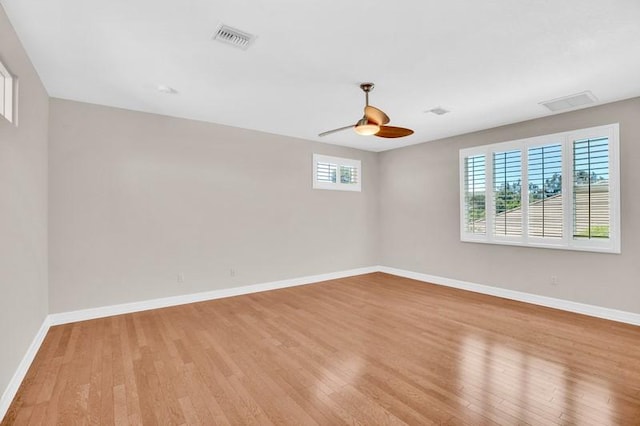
[1,0,640,424]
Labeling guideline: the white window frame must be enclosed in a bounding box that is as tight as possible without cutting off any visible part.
[459,123,620,254]
[0,58,15,124]
[313,154,362,192]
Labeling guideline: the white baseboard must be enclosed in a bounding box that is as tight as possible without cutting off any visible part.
[378,266,640,326]
[48,266,378,326]
[0,316,51,421]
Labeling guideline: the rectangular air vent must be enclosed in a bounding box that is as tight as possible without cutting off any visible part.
[427,107,450,115]
[540,91,597,112]
[213,25,255,50]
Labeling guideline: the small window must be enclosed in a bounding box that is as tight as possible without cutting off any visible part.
[460,123,620,253]
[313,154,361,191]
[0,58,14,123]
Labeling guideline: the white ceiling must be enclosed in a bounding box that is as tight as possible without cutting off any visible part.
[3,0,640,152]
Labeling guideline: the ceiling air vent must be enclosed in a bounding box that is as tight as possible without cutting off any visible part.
[213,25,255,50]
[540,91,597,112]
[427,107,450,116]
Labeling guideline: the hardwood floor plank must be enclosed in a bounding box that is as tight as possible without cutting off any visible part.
[3,272,640,425]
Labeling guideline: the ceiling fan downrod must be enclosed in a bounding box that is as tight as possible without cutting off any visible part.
[360,83,374,107]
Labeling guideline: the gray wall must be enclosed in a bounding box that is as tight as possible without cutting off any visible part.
[44,96,640,315]
[379,97,640,313]
[0,5,49,399]
[48,99,378,313]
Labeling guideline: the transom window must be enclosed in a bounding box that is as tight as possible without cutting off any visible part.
[313,154,361,192]
[459,124,620,253]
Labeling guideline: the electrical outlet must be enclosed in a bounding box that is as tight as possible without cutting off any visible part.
[230,269,236,277]
[550,275,558,285]
[178,272,185,283]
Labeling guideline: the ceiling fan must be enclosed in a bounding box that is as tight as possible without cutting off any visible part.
[319,83,414,139]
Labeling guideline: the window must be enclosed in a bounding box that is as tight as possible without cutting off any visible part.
[0,58,14,123]
[313,154,361,191]
[459,124,620,253]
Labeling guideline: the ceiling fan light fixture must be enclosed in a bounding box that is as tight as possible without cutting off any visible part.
[354,118,380,136]
[318,83,413,139]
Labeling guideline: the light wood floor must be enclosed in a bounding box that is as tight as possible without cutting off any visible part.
[3,272,640,425]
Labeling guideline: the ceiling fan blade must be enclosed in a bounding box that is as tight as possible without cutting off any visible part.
[318,124,355,137]
[365,105,390,125]
[375,126,414,138]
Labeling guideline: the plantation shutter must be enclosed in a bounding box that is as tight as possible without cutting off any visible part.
[573,137,610,239]
[528,144,563,238]
[463,155,486,234]
[340,165,358,185]
[492,150,522,236]
[316,161,337,183]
